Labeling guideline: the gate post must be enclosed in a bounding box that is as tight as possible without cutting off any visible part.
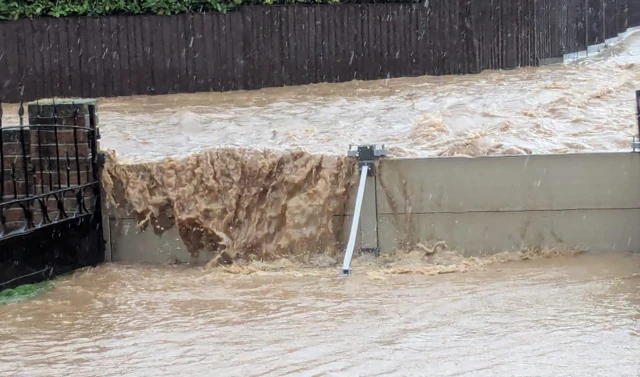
[27,100,97,213]
[26,99,109,261]
[1,103,33,232]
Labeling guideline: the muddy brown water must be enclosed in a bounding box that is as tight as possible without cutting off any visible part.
[2,31,640,377]
[1,254,639,376]
[88,31,639,162]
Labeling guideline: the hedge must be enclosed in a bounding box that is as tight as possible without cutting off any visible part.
[0,0,254,20]
[0,0,416,20]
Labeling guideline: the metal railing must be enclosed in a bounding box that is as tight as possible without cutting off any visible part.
[0,99,101,240]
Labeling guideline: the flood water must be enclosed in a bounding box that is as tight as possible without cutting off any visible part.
[94,31,640,162]
[1,254,639,376]
[2,26,640,377]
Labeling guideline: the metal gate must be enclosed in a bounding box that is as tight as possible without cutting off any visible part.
[0,98,104,290]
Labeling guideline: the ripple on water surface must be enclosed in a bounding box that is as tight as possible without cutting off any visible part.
[0,253,639,376]
[89,32,640,161]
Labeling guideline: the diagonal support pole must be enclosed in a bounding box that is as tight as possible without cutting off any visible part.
[340,144,387,276]
[636,90,640,138]
[630,90,640,152]
[341,164,369,276]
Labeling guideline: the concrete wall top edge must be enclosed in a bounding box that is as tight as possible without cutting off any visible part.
[380,151,635,163]
[376,152,640,214]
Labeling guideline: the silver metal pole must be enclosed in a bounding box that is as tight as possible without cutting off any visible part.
[341,164,369,275]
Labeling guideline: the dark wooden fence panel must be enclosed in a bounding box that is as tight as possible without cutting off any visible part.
[630,0,640,27]
[587,0,605,45]
[605,0,618,39]
[617,0,628,33]
[566,0,588,53]
[0,1,638,102]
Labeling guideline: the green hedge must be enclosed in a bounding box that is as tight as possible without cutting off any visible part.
[0,0,346,20]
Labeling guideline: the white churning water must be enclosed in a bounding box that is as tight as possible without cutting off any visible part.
[95,32,640,162]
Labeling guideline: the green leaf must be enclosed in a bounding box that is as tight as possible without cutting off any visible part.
[0,0,422,20]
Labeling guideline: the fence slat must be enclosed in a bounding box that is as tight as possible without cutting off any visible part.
[317,6,328,83]
[218,13,229,90]
[217,13,230,91]
[108,16,122,97]
[618,0,628,33]
[131,16,144,95]
[15,20,30,99]
[117,16,131,96]
[185,15,197,93]
[605,0,618,39]
[98,18,111,98]
[230,12,244,91]
[588,0,605,45]
[66,19,80,98]
[631,0,640,26]
[287,7,300,85]
[259,9,272,89]
[192,14,206,93]
[243,8,256,90]
[88,18,103,98]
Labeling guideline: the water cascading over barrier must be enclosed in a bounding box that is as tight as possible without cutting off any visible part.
[105,90,640,269]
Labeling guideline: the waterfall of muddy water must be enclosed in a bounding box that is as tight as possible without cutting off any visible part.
[102,149,357,264]
[1,254,639,376]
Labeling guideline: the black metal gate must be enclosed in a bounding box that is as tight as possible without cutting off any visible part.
[0,98,104,290]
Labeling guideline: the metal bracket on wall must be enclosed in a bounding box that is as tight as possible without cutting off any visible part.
[341,144,387,276]
[347,144,388,176]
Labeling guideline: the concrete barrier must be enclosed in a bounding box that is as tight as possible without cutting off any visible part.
[108,152,640,263]
[374,153,640,255]
[109,219,214,264]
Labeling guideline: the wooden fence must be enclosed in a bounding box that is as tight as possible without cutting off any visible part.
[631,0,640,27]
[0,0,639,102]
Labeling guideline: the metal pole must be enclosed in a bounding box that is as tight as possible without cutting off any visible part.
[341,164,369,276]
[636,90,640,138]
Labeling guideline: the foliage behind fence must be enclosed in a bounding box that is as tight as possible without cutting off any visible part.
[0,0,419,20]
[0,0,341,20]
[0,0,639,102]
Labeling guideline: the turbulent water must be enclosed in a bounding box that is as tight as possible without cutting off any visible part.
[1,253,639,376]
[101,148,357,264]
[97,32,640,265]
[2,29,640,377]
[94,32,640,162]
